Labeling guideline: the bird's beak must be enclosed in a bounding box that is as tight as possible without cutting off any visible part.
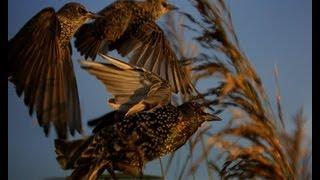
[204,113,221,122]
[168,4,179,11]
[87,11,103,19]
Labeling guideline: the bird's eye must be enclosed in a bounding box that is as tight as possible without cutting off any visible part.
[78,7,87,15]
[161,2,168,7]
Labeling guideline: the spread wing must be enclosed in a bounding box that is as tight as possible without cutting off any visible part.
[8,8,82,139]
[74,2,132,60]
[109,22,196,95]
[81,53,172,116]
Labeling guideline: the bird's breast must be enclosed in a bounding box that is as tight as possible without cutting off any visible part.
[57,15,84,47]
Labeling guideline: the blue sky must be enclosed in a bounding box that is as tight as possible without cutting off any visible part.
[8,0,311,179]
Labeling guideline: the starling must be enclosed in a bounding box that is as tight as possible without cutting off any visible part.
[74,0,195,95]
[54,54,220,179]
[8,3,100,139]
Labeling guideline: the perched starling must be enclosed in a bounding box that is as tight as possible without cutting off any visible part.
[74,0,195,95]
[54,54,220,179]
[8,3,99,139]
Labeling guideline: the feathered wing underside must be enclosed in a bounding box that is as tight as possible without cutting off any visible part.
[81,54,172,116]
[109,22,196,95]
[8,8,82,139]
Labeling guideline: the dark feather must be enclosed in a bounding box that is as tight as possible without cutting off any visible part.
[109,22,195,95]
[87,110,123,133]
[8,8,82,139]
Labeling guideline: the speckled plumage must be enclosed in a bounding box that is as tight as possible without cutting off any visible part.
[54,54,220,179]
[55,102,217,179]
[56,3,95,46]
[74,0,167,56]
[56,15,82,46]
[8,2,97,139]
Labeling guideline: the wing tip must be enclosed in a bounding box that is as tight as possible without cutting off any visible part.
[79,60,100,70]
[98,53,133,69]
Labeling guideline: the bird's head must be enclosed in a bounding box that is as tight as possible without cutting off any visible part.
[151,0,178,18]
[179,101,221,125]
[57,3,101,23]
[171,102,220,149]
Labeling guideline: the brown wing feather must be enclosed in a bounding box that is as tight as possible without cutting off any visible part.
[109,22,196,95]
[81,54,172,116]
[8,8,82,139]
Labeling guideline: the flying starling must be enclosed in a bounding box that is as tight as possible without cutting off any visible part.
[54,54,220,179]
[74,0,195,95]
[8,3,100,139]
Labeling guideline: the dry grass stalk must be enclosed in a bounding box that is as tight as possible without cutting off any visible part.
[158,12,217,179]
[172,0,312,179]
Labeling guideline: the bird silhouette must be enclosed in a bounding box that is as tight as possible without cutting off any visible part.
[54,54,220,179]
[8,2,100,139]
[74,0,195,95]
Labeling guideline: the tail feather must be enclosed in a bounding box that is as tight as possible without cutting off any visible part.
[69,161,110,180]
[54,138,91,169]
[74,23,104,60]
[55,138,111,180]
[68,164,91,180]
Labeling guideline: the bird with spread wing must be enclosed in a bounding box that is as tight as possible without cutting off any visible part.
[8,3,100,139]
[54,54,220,179]
[74,0,195,95]
[83,53,173,117]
